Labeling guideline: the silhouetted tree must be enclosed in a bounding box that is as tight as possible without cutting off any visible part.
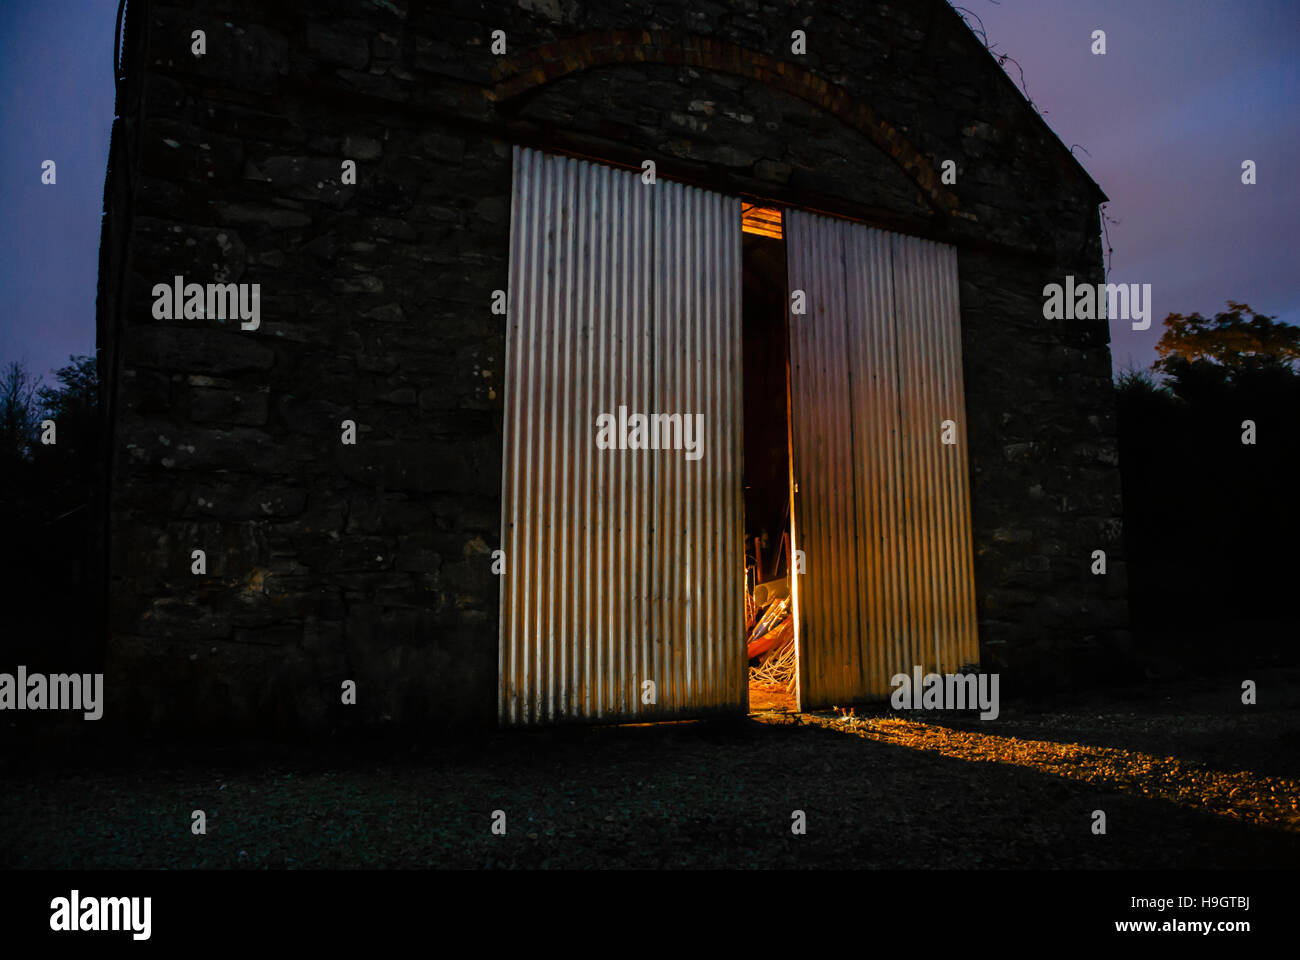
[33,355,100,502]
[1115,304,1300,662]
[0,354,102,667]
[38,355,99,434]
[0,360,40,469]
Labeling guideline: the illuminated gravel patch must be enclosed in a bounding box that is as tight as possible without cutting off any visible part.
[785,712,1300,832]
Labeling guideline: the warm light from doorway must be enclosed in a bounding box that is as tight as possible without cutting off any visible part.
[742,203,783,239]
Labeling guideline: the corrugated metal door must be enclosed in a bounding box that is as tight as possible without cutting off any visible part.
[786,211,978,709]
[500,147,745,725]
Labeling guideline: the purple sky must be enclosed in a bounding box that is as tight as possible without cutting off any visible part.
[0,0,1295,387]
[0,0,118,390]
[964,0,1299,372]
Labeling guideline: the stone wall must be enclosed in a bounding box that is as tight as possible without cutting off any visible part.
[100,0,1126,733]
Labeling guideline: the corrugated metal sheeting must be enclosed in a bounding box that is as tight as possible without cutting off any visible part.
[785,210,979,709]
[500,147,746,725]
[501,148,978,725]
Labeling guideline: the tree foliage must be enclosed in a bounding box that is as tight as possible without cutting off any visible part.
[0,361,41,466]
[1153,301,1300,382]
[1115,304,1299,651]
[1,354,102,668]
[38,354,99,427]
[0,355,98,468]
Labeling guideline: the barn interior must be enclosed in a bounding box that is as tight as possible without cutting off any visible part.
[740,204,798,713]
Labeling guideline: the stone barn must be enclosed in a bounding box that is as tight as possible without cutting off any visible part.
[96,0,1128,733]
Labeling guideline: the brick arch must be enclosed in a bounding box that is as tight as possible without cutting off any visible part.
[489,30,961,216]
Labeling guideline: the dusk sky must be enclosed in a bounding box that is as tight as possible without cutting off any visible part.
[1,0,1295,387]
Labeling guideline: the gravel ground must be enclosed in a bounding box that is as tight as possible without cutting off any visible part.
[2,668,1298,869]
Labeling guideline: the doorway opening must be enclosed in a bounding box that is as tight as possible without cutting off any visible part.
[740,203,798,714]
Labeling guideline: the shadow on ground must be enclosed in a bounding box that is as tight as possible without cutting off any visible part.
[3,670,1299,869]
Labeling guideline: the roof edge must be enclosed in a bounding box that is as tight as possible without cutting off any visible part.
[937,0,1109,204]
